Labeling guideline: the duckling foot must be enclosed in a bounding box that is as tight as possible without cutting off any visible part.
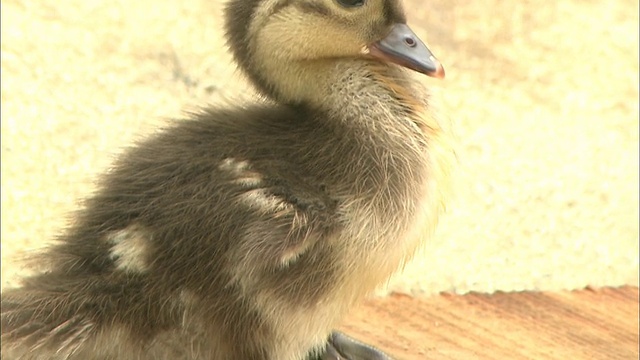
[315,331,395,360]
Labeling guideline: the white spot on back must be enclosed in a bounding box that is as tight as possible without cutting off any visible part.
[239,188,291,214]
[218,158,263,187]
[107,226,150,273]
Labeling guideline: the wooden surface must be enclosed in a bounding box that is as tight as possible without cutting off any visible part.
[341,286,639,360]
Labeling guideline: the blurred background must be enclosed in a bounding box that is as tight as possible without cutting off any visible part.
[1,0,638,294]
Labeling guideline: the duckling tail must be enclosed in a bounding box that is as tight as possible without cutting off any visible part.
[1,280,96,358]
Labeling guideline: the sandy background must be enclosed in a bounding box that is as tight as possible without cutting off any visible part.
[1,0,638,295]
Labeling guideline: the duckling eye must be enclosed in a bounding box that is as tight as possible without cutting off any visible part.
[336,0,365,8]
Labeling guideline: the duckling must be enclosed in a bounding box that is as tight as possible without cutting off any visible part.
[1,0,453,359]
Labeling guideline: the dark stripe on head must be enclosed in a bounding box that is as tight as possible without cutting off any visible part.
[297,1,331,16]
[224,0,262,70]
[272,0,295,17]
[224,0,292,97]
[382,0,406,24]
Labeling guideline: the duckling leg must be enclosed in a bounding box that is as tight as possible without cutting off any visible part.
[312,331,395,360]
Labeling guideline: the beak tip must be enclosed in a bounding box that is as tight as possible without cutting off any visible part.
[427,55,445,79]
[431,63,445,79]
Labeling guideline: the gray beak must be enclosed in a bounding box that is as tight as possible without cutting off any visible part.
[368,24,445,79]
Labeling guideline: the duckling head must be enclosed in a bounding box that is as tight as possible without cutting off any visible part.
[225,0,444,105]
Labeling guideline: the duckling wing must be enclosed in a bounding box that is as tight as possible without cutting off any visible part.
[86,105,343,288]
[2,105,345,359]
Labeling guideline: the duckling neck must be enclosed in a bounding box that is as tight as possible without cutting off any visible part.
[263,59,434,136]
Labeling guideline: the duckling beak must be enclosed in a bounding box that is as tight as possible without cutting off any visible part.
[367,24,445,79]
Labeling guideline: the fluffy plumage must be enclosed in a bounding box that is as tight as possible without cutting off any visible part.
[1,0,454,359]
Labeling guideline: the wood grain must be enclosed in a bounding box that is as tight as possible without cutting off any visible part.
[341,286,639,360]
